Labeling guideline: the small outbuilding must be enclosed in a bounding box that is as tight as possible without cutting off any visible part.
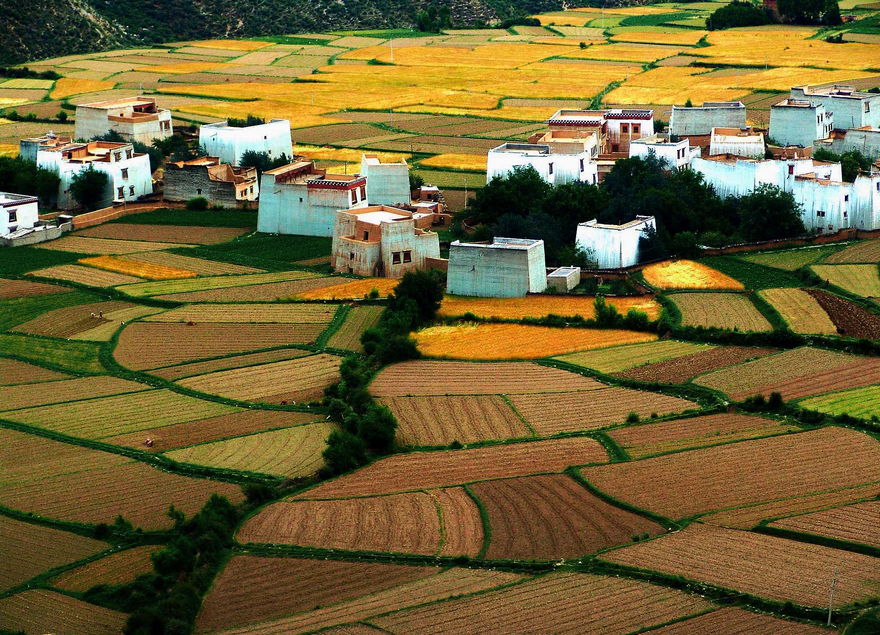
[360,154,411,205]
[547,266,581,292]
[164,156,258,208]
[576,216,656,269]
[0,192,39,236]
[447,237,547,298]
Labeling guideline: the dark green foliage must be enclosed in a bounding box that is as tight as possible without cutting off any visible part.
[814,148,872,182]
[499,16,541,28]
[469,165,552,226]
[243,483,279,505]
[699,256,802,289]
[362,328,421,365]
[153,134,197,162]
[0,156,60,207]
[409,171,425,191]
[321,429,368,476]
[187,234,332,265]
[0,290,97,331]
[416,4,452,32]
[706,1,773,30]
[778,0,840,23]
[70,165,111,211]
[388,269,445,325]
[239,150,290,178]
[186,197,209,211]
[226,114,266,128]
[728,184,805,242]
[619,11,692,26]
[0,244,84,276]
[113,207,257,228]
[358,404,398,451]
[0,66,60,79]
[848,608,880,634]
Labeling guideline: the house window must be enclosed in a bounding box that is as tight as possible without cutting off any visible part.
[845,194,849,202]
[197,188,202,195]
[392,251,402,265]
[249,186,253,194]
[129,186,135,196]
[8,210,16,223]
[612,144,619,152]
[548,162,553,175]
[788,165,794,175]
[349,251,355,260]
[844,211,848,218]
[127,150,133,160]
[363,230,369,241]
[621,123,629,133]
[121,168,129,180]
[818,210,826,218]
[117,186,124,198]
[403,250,412,263]
[866,102,871,113]
[579,158,584,172]
[633,124,640,134]
[299,198,303,203]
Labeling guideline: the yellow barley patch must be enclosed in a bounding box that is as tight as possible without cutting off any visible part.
[571,6,681,15]
[176,101,348,130]
[292,145,409,163]
[534,14,593,27]
[50,78,116,100]
[293,278,399,300]
[642,260,744,291]
[187,40,273,51]
[610,31,708,47]
[137,62,226,74]
[79,256,197,281]
[419,153,487,171]
[0,144,18,157]
[439,294,662,321]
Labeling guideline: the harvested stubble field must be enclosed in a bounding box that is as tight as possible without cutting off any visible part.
[74,304,166,342]
[599,523,880,608]
[648,606,831,634]
[207,568,523,635]
[608,413,797,459]
[614,345,778,384]
[147,348,310,381]
[380,395,532,446]
[177,353,342,403]
[471,474,664,560]
[78,255,196,280]
[145,303,337,324]
[0,358,67,385]
[758,288,836,334]
[693,346,880,401]
[11,300,142,338]
[297,436,608,499]
[555,340,712,374]
[152,277,352,302]
[432,486,485,557]
[583,427,880,519]
[196,557,439,633]
[327,305,384,351]
[414,323,657,359]
[824,240,880,264]
[739,246,841,270]
[76,223,248,244]
[437,294,661,320]
[371,572,715,635]
[124,250,263,275]
[771,500,880,548]
[35,236,193,254]
[508,387,697,435]
[117,270,320,297]
[806,288,880,339]
[0,515,107,592]
[0,375,146,411]
[166,422,336,478]
[114,322,325,369]
[0,278,67,300]
[670,292,771,331]
[49,545,160,592]
[642,260,743,290]
[238,492,443,554]
[29,263,142,287]
[801,384,880,419]
[0,590,127,635]
[811,264,880,297]
[369,360,604,396]
[293,277,399,300]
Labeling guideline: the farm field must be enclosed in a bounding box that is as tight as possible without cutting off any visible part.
[34,235,193,254]
[0,278,68,299]
[582,427,880,519]
[29,263,143,287]
[49,545,160,592]
[438,294,661,320]
[811,264,880,297]
[599,523,880,608]
[147,348,310,381]
[144,303,337,324]
[642,260,743,290]
[649,606,832,634]
[78,255,197,280]
[614,346,778,384]
[669,292,771,331]
[800,384,880,419]
[0,590,127,635]
[293,277,399,299]
[115,270,321,297]
[124,250,264,276]
[758,288,837,334]
[806,288,880,339]
[739,246,842,271]
[433,486,485,557]
[76,223,248,244]
[824,240,880,264]
[10,299,157,339]
[0,358,67,385]
[770,500,880,548]
[555,340,712,374]
[326,305,384,351]
[152,276,351,302]
[0,375,146,411]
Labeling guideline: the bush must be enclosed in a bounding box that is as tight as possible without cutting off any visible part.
[389,269,445,326]
[226,114,266,128]
[186,197,209,211]
[706,0,773,29]
[70,165,110,211]
[321,430,368,476]
[357,404,398,452]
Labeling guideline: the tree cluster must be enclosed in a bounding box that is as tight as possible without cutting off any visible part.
[70,166,111,211]
[226,114,266,128]
[0,156,60,207]
[777,0,841,25]
[239,150,291,178]
[0,66,60,80]
[813,148,873,182]
[153,134,198,163]
[416,4,452,32]
[705,1,773,30]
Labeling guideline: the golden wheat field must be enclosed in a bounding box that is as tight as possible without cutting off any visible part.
[78,256,197,281]
[642,260,744,291]
[438,295,662,321]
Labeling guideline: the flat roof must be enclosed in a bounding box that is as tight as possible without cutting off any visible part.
[773,99,818,108]
[355,210,409,225]
[490,143,551,155]
[673,102,744,110]
[77,97,157,109]
[362,154,407,166]
[452,237,543,250]
[580,216,654,231]
[0,192,37,204]
[203,118,289,130]
[548,266,580,277]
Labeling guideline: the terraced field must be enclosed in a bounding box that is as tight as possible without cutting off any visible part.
[614,346,778,384]
[35,236,192,254]
[812,264,880,297]
[770,500,880,548]
[77,223,247,244]
[801,384,880,419]
[144,303,337,324]
[50,545,160,592]
[116,270,321,297]
[670,292,771,331]
[78,255,197,280]
[739,246,840,270]
[0,590,127,635]
[0,358,67,385]
[0,277,68,299]
[147,348,310,381]
[642,260,743,290]
[438,294,661,320]
[824,239,880,264]
[758,288,836,334]
[0,375,146,411]
[555,340,712,374]
[649,607,832,634]
[326,305,384,352]
[29,263,143,287]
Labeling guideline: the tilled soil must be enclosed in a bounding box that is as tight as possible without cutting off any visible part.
[805,288,880,339]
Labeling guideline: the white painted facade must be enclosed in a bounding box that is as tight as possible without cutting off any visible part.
[669,102,746,137]
[814,127,880,161]
[487,143,598,186]
[792,86,880,130]
[547,266,581,292]
[576,216,655,269]
[770,99,833,148]
[709,128,765,158]
[199,119,293,166]
[0,192,38,235]
[360,154,411,205]
[75,97,172,145]
[852,173,880,230]
[629,135,697,169]
[447,238,547,298]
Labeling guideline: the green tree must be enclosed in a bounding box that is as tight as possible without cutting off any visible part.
[778,0,824,22]
[468,164,551,226]
[153,134,196,161]
[240,150,289,177]
[0,156,59,207]
[814,148,872,181]
[389,269,445,325]
[824,0,842,24]
[226,114,266,127]
[706,0,773,30]
[358,404,397,451]
[409,171,424,191]
[322,430,368,475]
[69,165,110,211]
[730,184,805,241]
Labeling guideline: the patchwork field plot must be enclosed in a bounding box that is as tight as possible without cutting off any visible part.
[508,387,698,435]
[49,545,160,592]
[812,264,880,297]
[125,250,263,275]
[11,300,145,338]
[29,263,143,287]
[0,278,67,300]
[0,590,127,635]
[771,500,880,548]
[371,572,715,635]
[0,515,107,592]
[326,305,384,352]
[599,523,880,608]
[694,346,880,401]
[166,422,336,477]
[642,260,743,290]
[555,340,712,374]
[669,292,771,331]
[806,288,880,339]
[608,413,797,459]
[370,360,604,396]
[0,358,67,385]
[801,384,880,419]
[432,486,485,557]
[35,236,192,254]
[147,348,310,381]
[177,353,342,403]
[414,324,657,359]
[824,240,880,264]
[145,303,337,324]
[615,346,778,384]
[758,288,836,334]
[153,277,351,302]
[0,375,146,411]
[293,277,399,300]
[298,436,608,499]
[437,294,661,320]
[471,474,663,560]
[77,223,248,244]
[583,427,880,519]
[649,606,831,634]
[196,557,438,633]
[739,246,841,271]
[116,270,320,297]
[114,322,324,369]
[79,255,196,280]
[381,395,531,446]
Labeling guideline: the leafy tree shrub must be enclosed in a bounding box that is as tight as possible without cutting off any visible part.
[409,171,425,191]
[706,1,773,30]
[153,134,196,161]
[416,4,452,32]
[322,430,368,476]
[814,148,872,182]
[0,156,59,206]
[388,269,445,326]
[70,165,110,211]
[226,114,266,128]
[186,197,209,211]
[240,150,290,177]
[358,404,398,452]
[728,184,805,242]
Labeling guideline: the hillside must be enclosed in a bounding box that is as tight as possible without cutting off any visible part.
[5,0,596,64]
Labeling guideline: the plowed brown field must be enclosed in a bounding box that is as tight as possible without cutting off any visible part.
[371,572,715,635]
[35,236,191,254]
[649,606,832,634]
[77,223,247,244]
[0,590,127,635]
[196,557,437,633]
[759,288,836,334]
[608,413,796,459]
[471,474,663,560]
[238,492,442,554]
[771,500,880,548]
[370,360,605,396]
[582,427,880,519]
[381,395,532,446]
[49,545,159,592]
[599,523,880,607]
[0,375,146,411]
[509,388,697,435]
[298,437,608,498]
[114,322,323,369]
[152,277,351,302]
[432,487,484,557]
[144,303,336,324]
[0,358,67,385]
[327,305,384,352]
[0,278,67,299]
[670,293,771,331]
[614,346,778,384]
[148,348,311,381]
[807,288,880,339]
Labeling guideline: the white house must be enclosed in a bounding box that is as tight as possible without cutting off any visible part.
[814,127,880,161]
[791,85,880,130]
[0,192,38,235]
[447,237,547,298]
[360,154,411,205]
[770,99,833,148]
[75,97,173,145]
[576,216,656,269]
[199,119,292,166]
[257,160,368,236]
[669,102,746,137]
[629,134,697,170]
[543,108,654,154]
[709,127,765,158]
[35,139,153,210]
[487,142,597,186]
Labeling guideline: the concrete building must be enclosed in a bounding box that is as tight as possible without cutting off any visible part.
[543,108,654,154]
[709,127,765,159]
[19,132,72,163]
[164,156,258,208]
[0,192,38,235]
[547,266,581,292]
[199,119,292,166]
[331,206,441,278]
[487,142,598,185]
[74,97,172,145]
[35,138,153,210]
[257,160,367,236]
[629,134,698,170]
[360,154,411,205]
[770,99,833,148]
[815,127,880,161]
[669,102,747,137]
[575,216,656,269]
[791,85,880,130]
[529,130,601,158]
[447,237,547,298]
